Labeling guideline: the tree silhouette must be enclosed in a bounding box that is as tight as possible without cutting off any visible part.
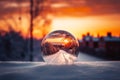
[0,27,28,61]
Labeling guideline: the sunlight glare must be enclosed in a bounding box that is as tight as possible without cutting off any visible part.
[51,17,97,38]
[51,15,120,38]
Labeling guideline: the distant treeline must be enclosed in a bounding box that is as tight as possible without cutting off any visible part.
[79,32,120,60]
[0,29,28,61]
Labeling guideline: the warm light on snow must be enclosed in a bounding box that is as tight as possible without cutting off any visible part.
[44,50,77,64]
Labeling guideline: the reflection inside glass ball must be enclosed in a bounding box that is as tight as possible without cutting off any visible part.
[41,30,79,64]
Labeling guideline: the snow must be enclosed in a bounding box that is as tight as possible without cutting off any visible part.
[93,37,99,42]
[0,61,120,80]
[104,37,120,42]
[77,52,103,61]
[43,50,76,64]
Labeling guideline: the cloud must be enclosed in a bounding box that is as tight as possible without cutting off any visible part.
[0,0,29,18]
[86,0,120,15]
[51,0,120,17]
[0,0,120,17]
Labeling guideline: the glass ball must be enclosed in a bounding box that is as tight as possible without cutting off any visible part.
[41,30,79,64]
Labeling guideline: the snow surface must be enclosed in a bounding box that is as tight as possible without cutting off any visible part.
[0,61,120,80]
[77,52,103,61]
[43,50,76,64]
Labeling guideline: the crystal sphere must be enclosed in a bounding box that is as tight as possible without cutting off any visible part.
[41,30,79,64]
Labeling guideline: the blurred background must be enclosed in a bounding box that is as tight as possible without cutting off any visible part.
[0,0,120,61]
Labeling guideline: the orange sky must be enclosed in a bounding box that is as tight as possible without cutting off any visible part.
[51,14,120,39]
[0,0,120,39]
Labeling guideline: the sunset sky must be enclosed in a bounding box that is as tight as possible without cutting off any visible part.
[0,0,120,39]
